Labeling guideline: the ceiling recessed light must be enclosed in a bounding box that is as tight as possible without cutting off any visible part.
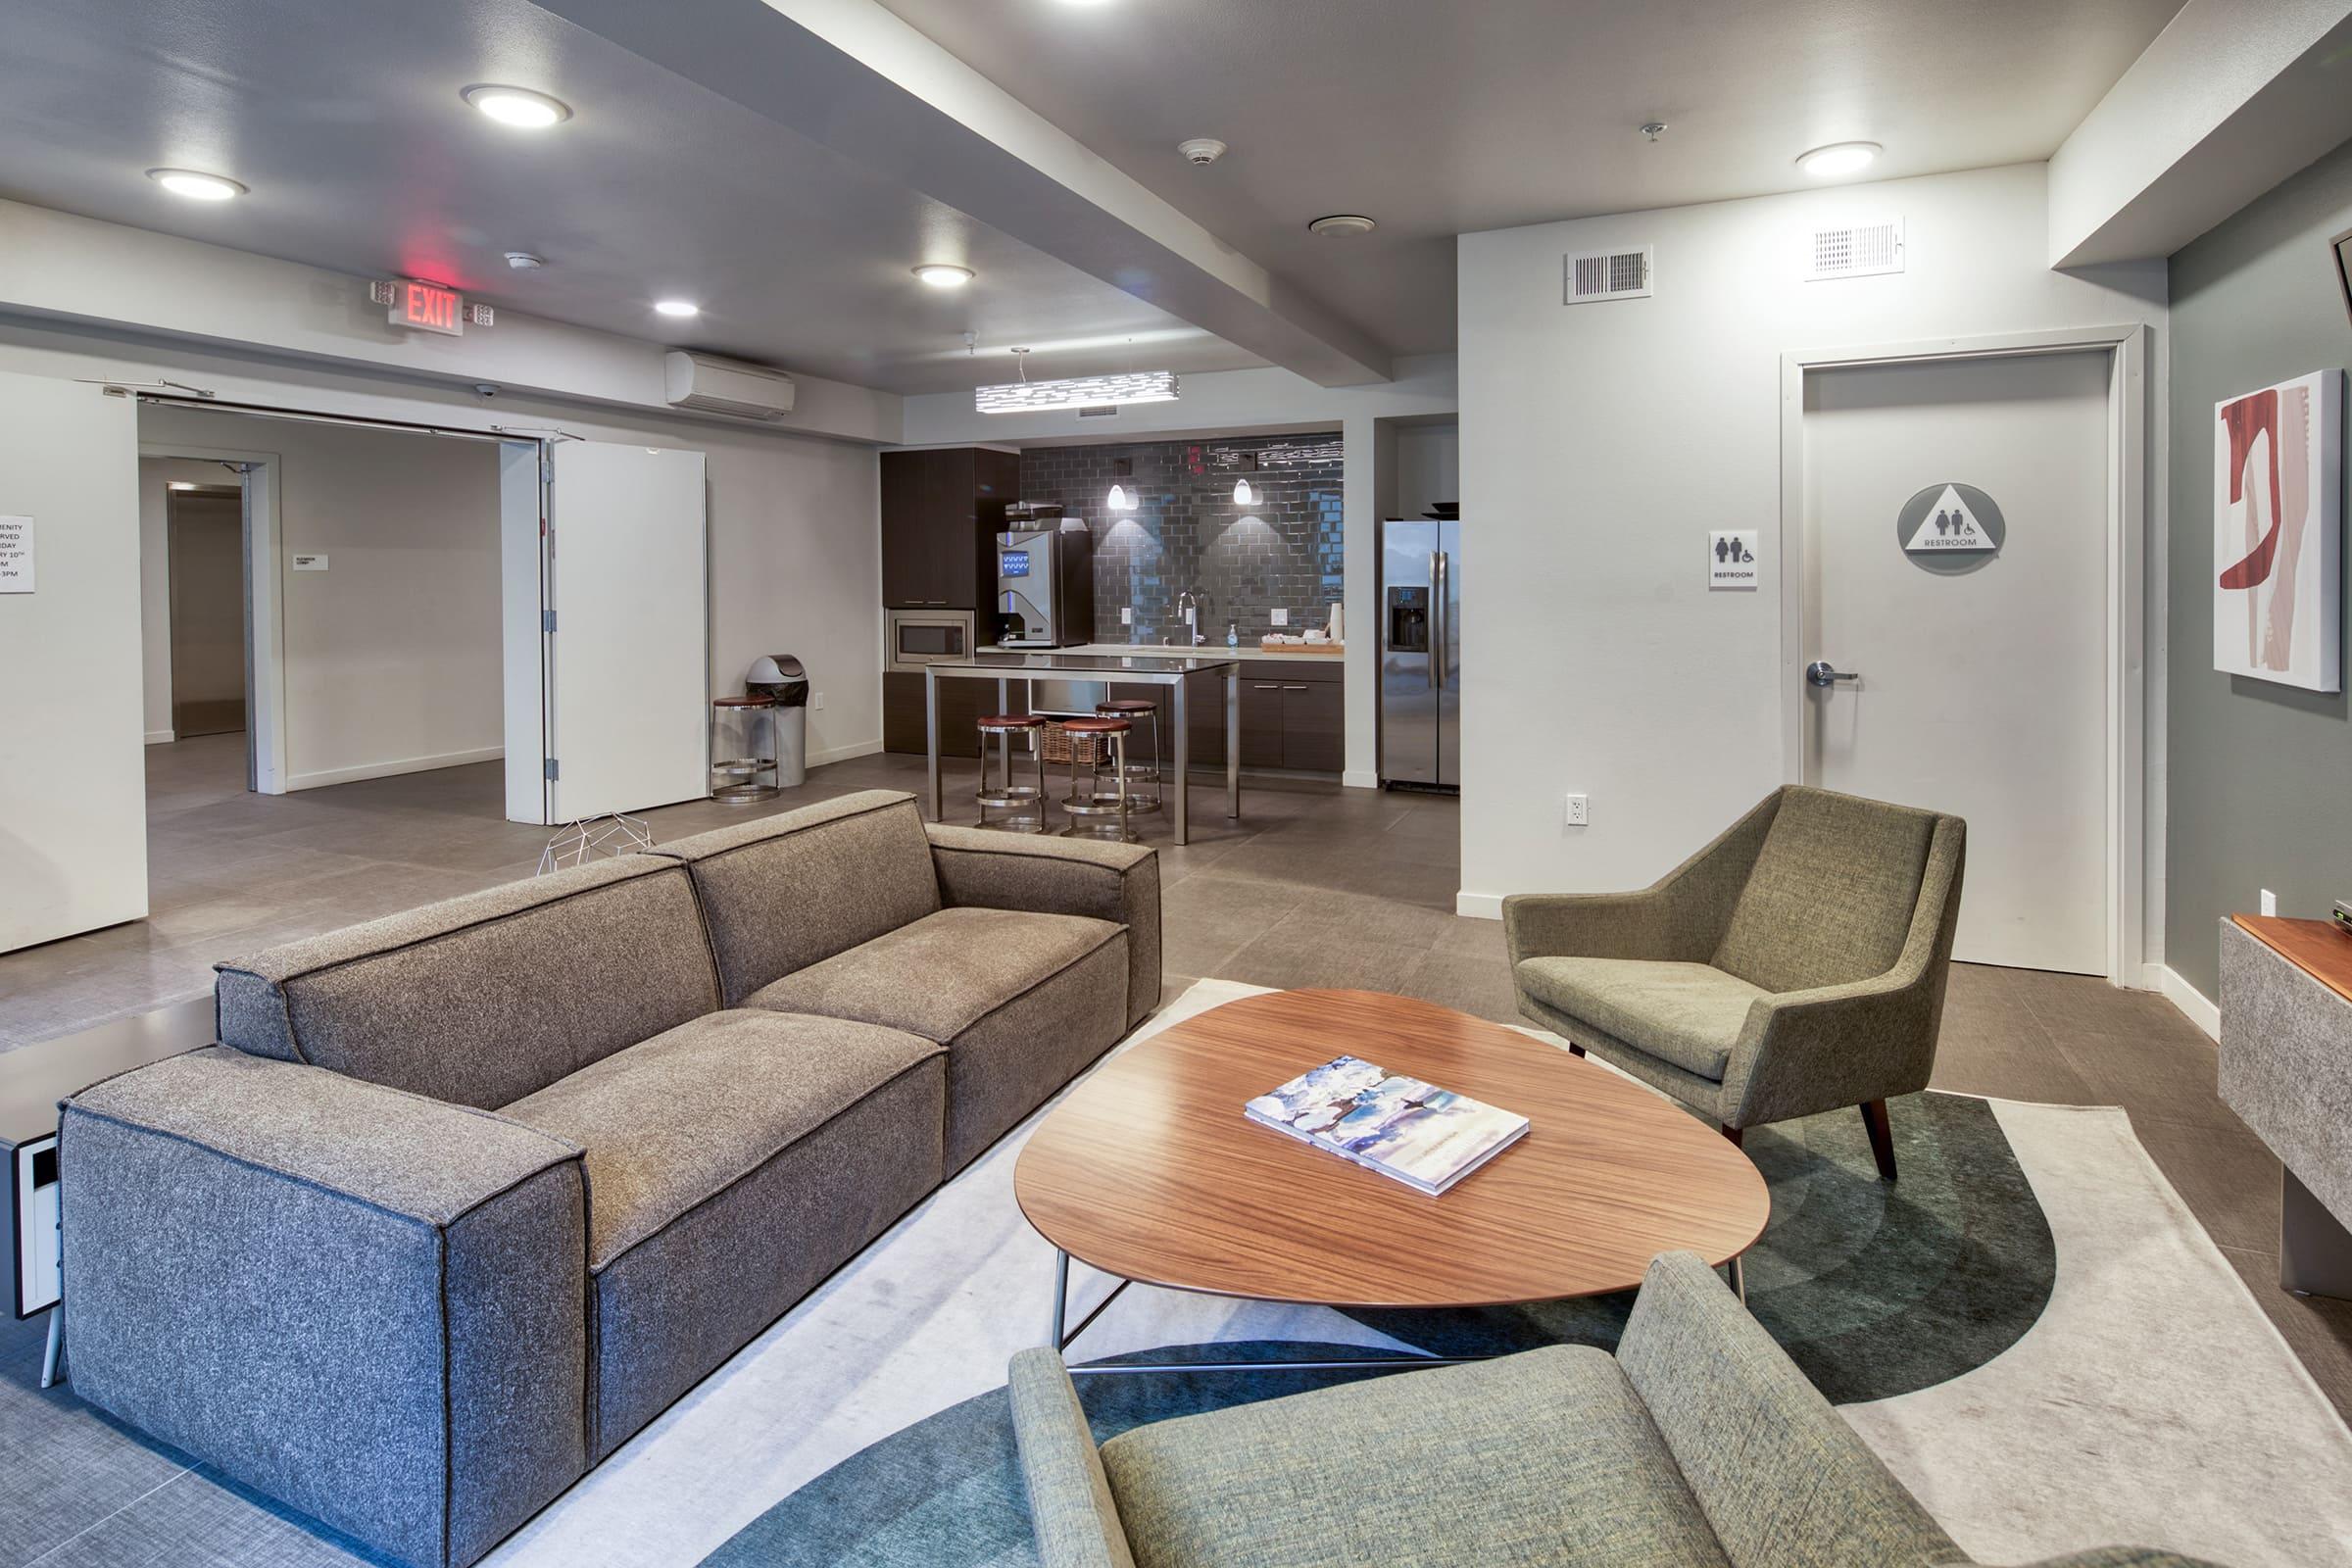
[1307,214,1376,237]
[504,251,545,270]
[146,168,244,201]
[463,85,572,129]
[1796,141,1881,179]
[654,299,701,318]
[912,264,974,289]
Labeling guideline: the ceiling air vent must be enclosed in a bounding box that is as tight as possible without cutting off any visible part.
[1805,217,1905,281]
[1564,245,1653,304]
[1075,405,1121,419]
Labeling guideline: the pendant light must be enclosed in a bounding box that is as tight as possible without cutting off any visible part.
[1233,478,1256,506]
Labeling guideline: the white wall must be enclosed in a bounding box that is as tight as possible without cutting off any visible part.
[1391,422,1458,522]
[143,408,503,787]
[0,317,887,775]
[1456,162,2168,915]
[900,355,1459,785]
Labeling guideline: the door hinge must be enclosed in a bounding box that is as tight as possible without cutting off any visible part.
[544,759,560,781]
[542,610,557,634]
[541,456,555,484]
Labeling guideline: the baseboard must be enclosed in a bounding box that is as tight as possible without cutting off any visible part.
[286,745,505,791]
[2151,963,2221,1043]
[1342,767,1380,790]
[143,729,174,746]
[808,738,884,768]
[1456,890,1504,920]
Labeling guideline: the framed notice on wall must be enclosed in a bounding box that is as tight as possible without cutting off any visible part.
[0,515,31,593]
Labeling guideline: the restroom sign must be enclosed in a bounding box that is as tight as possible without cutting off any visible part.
[1709,529,1760,589]
[1900,483,2004,555]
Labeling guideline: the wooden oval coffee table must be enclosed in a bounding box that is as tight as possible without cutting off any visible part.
[1014,988,1771,1371]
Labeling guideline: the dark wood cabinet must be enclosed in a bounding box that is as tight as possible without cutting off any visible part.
[881,447,1020,610]
[1276,675,1345,772]
[883,672,992,758]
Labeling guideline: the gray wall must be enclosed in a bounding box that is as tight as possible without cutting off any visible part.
[2168,138,2352,997]
[1018,433,1344,643]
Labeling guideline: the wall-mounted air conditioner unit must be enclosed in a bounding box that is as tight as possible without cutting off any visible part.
[663,351,797,420]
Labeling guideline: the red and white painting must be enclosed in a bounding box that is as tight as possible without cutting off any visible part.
[2214,369,2342,692]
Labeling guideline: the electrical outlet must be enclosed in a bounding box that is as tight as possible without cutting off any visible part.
[1271,608,1289,626]
[1565,793,1590,827]
[1120,607,1134,625]
[2261,888,2278,917]
[812,692,826,711]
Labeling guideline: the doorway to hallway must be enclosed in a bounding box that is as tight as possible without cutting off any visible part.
[1791,334,2149,978]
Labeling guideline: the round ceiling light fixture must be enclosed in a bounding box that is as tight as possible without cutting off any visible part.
[654,299,702,318]
[463,85,573,129]
[912,264,974,289]
[1307,213,1376,237]
[1796,141,1881,179]
[504,251,545,270]
[146,168,245,201]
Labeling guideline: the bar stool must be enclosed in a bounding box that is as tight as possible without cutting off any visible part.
[1093,698,1162,811]
[975,713,1050,832]
[1053,716,1139,843]
[710,696,780,805]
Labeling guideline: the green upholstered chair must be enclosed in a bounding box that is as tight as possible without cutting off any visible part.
[1504,785,1965,1178]
[1008,1252,2216,1568]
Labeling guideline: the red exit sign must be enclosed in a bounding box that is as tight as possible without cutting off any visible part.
[369,279,492,336]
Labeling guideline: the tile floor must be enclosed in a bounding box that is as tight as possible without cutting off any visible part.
[3,735,2346,1420]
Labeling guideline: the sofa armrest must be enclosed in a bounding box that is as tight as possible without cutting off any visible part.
[1008,1348,1138,1568]
[1618,1252,1959,1568]
[928,825,1161,1028]
[61,1048,589,1568]
[1955,1553,2231,1568]
[1503,791,1784,967]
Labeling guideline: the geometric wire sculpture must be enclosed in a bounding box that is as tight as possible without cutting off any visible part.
[536,811,655,876]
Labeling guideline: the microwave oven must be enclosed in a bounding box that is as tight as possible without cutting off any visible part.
[887,608,976,672]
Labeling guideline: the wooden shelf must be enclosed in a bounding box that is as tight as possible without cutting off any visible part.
[2230,914,2352,1007]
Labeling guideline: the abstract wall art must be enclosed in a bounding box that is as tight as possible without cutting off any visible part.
[2213,369,2343,692]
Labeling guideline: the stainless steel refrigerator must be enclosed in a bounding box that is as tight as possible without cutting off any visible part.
[1379,517,1461,790]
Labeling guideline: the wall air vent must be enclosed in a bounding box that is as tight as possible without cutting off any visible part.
[1564,246,1653,304]
[1076,405,1121,419]
[1805,218,1905,281]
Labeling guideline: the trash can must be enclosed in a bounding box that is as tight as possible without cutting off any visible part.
[747,655,809,787]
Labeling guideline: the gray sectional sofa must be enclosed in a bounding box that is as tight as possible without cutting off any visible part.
[58,790,1159,1568]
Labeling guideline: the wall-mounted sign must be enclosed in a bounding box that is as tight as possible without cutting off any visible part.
[1896,483,2004,573]
[290,553,329,572]
[1709,529,1760,589]
[368,279,495,336]
[0,515,32,593]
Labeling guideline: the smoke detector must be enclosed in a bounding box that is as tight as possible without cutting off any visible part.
[1177,138,1227,167]
[1307,214,1377,237]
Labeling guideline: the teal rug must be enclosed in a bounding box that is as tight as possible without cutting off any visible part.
[698,1087,2052,1566]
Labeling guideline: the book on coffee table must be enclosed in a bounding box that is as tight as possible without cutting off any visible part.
[1244,1054,1529,1196]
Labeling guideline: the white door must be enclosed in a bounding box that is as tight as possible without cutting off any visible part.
[1802,351,2110,973]
[545,441,709,821]
[0,374,146,952]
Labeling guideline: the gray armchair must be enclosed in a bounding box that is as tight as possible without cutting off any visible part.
[1504,785,1965,1178]
[1008,1251,2213,1568]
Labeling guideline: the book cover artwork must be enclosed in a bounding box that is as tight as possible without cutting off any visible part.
[1244,1054,1529,1195]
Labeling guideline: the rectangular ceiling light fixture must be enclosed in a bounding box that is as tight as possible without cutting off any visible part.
[975,369,1179,415]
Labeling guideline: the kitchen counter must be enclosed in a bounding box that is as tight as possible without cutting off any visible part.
[1015,642,1346,663]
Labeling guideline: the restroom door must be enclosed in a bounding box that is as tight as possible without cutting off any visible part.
[1801,351,2111,973]
[0,373,145,952]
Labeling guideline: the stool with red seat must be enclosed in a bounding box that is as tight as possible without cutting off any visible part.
[1093,698,1162,812]
[1051,716,1139,843]
[974,713,1050,832]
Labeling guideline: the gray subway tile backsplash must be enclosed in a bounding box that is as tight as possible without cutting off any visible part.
[1017,432,1345,644]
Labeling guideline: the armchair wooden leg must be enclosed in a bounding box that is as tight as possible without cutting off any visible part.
[1861,1099,1896,1182]
[1566,1042,1586,1057]
[1719,1124,1742,1148]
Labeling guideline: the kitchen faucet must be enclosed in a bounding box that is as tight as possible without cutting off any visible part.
[1177,589,1212,645]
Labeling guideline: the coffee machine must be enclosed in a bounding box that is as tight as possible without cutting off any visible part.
[993,526,1096,648]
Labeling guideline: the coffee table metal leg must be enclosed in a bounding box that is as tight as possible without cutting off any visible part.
[1053,1249,1133,1355]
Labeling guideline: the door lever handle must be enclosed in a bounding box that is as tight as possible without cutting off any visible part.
[1805,661,1860,688]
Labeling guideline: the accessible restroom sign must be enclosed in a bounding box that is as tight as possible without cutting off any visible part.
[1709,530,1760,589]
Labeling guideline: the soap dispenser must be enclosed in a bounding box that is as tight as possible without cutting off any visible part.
[1225,619,1239,648]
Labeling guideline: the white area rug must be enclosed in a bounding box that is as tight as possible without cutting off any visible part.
[485,980,2352,1568]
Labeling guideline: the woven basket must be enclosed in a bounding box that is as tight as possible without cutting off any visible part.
[1039,725,1112,766]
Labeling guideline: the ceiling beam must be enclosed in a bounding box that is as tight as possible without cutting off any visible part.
[528,0,1394,387]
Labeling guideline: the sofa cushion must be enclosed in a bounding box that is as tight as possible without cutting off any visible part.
[745,906,1130,1170]
[1515,957,1765,1081]
[1712,787,1936,995]
[1100,1346,1731,1568]
[649,791,942,1005]
[214,857,721,1108]
[500,1008,942,1269]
